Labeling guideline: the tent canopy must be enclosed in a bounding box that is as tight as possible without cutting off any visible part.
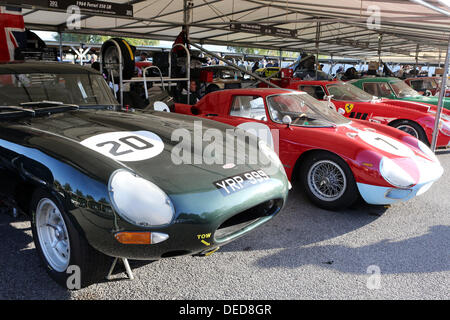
[15,0,450,60]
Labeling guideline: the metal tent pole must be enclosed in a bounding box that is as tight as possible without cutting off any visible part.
[183,0,193,104]
[415,43,420,76]
[431,36,450,152]
[58,31,63,62]
[315,22,321,80]
[378,34,383,75]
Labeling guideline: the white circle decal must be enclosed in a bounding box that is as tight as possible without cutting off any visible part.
[154,101,170,112]
[358,131,414,157]
[80,131,164,162]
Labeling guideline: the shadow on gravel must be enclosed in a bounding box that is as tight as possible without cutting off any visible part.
[254,225,450,274]
[220,189,387,253]
[0,213,70,300]
[436,149,450,155]
[0,212,156,299]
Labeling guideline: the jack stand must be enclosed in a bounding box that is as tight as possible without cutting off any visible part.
[106,257,134,281]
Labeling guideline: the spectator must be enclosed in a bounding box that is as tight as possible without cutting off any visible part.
[252,61,260,73]
[136,51,148,62]
[342,67,358,80]
[180,81,201,105]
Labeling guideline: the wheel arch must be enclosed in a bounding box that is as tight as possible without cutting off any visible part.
[387,118,429,144]
[291,149,349,184]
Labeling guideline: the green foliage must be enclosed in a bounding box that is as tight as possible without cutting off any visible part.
[54,33,159,46]
[227,46,299,58]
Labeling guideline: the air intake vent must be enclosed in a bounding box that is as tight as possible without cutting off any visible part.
[215,199,283,241]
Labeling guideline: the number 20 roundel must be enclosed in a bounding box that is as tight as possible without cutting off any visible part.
[80,131,165,162]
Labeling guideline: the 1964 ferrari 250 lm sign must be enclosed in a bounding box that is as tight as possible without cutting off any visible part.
[0,62,289,288]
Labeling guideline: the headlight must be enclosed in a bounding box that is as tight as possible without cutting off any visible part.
[439,120,450,136]
[379,157,415,188]
[417,140,438,162]
[108,170,175,227]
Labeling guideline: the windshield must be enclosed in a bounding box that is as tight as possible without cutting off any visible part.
[267,93,350,126]
[326,82,374,102]
[410,79,437,90]
[0,73,118,107]
[389,80,420,98]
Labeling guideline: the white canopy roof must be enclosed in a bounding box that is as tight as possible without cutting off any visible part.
[17,0,450,61]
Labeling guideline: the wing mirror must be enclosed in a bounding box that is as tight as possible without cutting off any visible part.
[282,115,292,127]
[325,95,334,102]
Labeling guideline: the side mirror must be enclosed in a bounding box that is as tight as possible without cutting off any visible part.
[325,95,334,102]
[282,115,292,126]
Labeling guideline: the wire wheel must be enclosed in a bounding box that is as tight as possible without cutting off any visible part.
[307,160,347,202]
[396,124,419,138]
[35,198,70,272]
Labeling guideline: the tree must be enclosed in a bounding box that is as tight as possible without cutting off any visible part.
[54,33,160,47]
[227,46,299,58]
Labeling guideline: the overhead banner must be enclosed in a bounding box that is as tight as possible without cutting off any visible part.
[230,22,297,38]
[1,0,133,17]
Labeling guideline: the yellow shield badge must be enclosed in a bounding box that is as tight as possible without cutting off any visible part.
[345,103,354,113]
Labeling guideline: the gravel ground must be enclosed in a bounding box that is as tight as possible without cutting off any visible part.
[1,151,449,300]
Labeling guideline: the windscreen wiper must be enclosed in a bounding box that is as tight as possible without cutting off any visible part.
[0,106,35,119]
[19,100,79,114]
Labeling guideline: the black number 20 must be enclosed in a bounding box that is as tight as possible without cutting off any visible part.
[96,135,154,156]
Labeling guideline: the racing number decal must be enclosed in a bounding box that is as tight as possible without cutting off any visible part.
[80,131,164,162]
[96,136,154,157]
[345,103,354,113]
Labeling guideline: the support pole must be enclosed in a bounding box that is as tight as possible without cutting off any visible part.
[431,36,450,152]
[378,34,383,75]
[183,0,193,104]
[58,31,63,62]
[415,43,420,76]
[315,22,321,80]
[189,42,280,88]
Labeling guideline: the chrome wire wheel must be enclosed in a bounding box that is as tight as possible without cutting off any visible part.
[396,124,419,138]
[35,198,70,272]
[307,160,347,202]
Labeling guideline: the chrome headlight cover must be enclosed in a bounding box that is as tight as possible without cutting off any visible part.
[417,140,439,162]
[108,170,175,227]
[439,120,450,137]
[379,157,415,188]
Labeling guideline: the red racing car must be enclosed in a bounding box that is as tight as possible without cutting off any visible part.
[174,88,443,210]
[261,79,450,148]
[404,77,450,97]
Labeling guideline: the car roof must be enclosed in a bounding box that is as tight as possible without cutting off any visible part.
[352,77,400,83]
[209,88,297,96]
[0,61,101,75]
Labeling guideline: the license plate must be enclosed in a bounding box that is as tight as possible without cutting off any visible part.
[214,169,270,196]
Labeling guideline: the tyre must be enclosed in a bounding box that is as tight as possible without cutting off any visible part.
[390,120,428,145]
[31,189,112,289]
[300,151,359,210]
[101,38,135,81]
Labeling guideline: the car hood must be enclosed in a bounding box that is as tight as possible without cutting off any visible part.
[5,109,287,195]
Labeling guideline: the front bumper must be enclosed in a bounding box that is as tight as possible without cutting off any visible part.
[357,156,444,205]
[357,181,435,205]
[73,177,288,260]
